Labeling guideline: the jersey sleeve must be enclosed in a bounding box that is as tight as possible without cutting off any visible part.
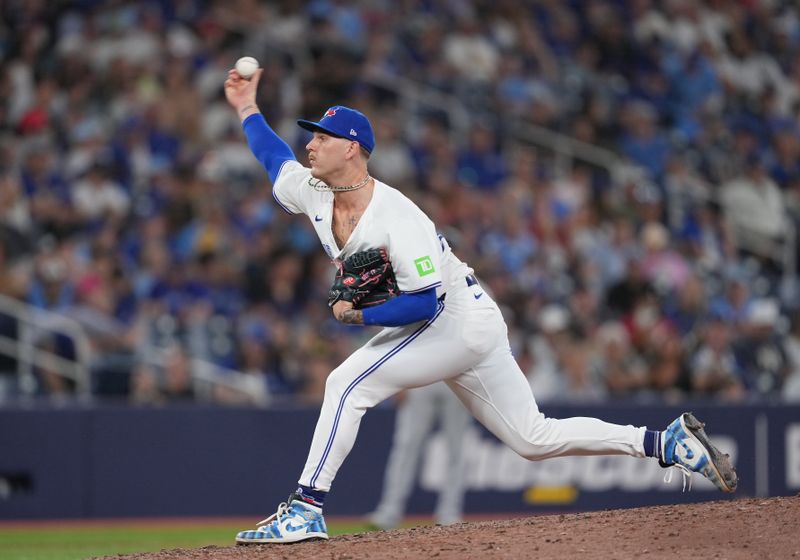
[387,214,443,294]
[271,160,315,216]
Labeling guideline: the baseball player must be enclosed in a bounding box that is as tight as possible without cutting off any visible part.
[224,68,737,545]
[368,382,471,529]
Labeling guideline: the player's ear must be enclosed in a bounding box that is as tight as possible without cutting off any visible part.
[346,140,361,161]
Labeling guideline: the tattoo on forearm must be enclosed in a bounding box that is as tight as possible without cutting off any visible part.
[339,309,364,325]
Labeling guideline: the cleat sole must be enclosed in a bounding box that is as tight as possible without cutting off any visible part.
[236,534,329,545]
[682,413,738,493]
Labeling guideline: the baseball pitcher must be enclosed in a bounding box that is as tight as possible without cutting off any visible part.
[224,66,737,545]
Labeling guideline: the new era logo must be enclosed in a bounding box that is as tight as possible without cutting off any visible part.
[349,128,357,136]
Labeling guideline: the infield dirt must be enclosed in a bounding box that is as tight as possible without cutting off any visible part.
[95,495,799,559]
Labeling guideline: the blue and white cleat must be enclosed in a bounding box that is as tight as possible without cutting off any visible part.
[660,412,738,493]
[236,494,329,544]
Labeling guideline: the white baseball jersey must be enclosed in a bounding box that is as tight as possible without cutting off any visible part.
[272,160,471,299]
[271,160,646,492]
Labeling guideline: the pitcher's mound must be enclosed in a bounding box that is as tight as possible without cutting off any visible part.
[96,495,800,559]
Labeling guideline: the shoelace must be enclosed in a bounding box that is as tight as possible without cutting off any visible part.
[663,463,693,492]
[256,501,291,528]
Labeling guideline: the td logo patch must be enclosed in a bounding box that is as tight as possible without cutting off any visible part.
[414,256,435,277]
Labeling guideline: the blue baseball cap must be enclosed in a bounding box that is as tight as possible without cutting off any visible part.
[297,106,375,153]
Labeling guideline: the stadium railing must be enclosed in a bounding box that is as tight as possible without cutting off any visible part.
[0,294,268,405]
[0,293,91,399]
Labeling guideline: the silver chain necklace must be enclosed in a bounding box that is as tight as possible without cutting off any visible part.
[308,174,372,192]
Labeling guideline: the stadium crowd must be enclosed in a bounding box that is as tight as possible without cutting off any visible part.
[1,0,800,405]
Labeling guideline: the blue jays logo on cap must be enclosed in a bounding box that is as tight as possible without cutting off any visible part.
[297,106,375,153]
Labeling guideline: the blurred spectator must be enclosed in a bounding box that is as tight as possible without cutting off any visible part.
[721,274,754,328]
[27,247,76,312]
[71,163,130,225]
[770,126,800,193]
[369,114,415,187]
[0,244,25,401]
[0,171,32,240]
[605,257,654,319]
[688,304,745,401]
[663,155,711,233]
[525,304,605,402]
[550,163,592,224]
[680,201,734,275]
[663,272,706,338]
[527,304,569,401]
[592,321,649,399]
[68,271,138,397]
[480,212,537,275]
[456,124,509,191]
[639,221,691,294]
[733,299,790,398]
[720,153,788,271]
[442,16,500,84]
[622,289,686,397]
[665,47,723,143]
[159,347,195,401]
[0,0,797,406]
[783,310,800,402]
[715,28,785,105]
[234,327,274,401]
[368,384,470,529]
[130,346,195,405]
[619,102,670,181]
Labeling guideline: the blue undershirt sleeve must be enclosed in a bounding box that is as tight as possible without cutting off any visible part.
[242,113,296,184]
[362,288,438,327]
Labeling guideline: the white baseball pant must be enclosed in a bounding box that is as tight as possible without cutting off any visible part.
[299,283,646,491]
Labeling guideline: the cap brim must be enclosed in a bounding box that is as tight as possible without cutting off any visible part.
[297,119,345,139]
[297,119,373,153]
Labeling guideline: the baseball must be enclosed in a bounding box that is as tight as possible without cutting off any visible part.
[235,56,259,79]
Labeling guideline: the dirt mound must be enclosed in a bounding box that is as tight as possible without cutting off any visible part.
[95,495,799,560]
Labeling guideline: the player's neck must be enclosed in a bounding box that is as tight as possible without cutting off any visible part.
[333,177,374,211]
[323,164,368,188]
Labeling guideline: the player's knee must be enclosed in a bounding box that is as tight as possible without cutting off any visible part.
[323,366,349,397]
[506,440,537,460]
[504,439,556,462]
[505,416,557,460]
[322,365,388,411]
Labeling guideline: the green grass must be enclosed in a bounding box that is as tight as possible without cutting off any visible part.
[0,520,376,560]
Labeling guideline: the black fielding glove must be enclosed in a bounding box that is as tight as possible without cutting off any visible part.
[328,248,398,309]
